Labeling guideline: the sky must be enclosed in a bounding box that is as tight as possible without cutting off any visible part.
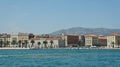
[0,0,120,34]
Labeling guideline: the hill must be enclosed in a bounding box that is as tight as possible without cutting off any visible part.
[50,27,120,36]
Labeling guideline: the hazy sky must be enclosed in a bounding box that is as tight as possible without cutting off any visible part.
[0,0,120,34]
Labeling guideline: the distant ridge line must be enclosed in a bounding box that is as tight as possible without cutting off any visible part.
[50,27,120,36]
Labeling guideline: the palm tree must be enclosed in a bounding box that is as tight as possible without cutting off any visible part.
[30,40,35,47]
[50,40,53,48]
[11,40,17,47]
[24,40,28,48]
[29,33,34,40]
[3,41,7,47]
[18,40,22,48]
[43,40,48,48]
[37,42,41,48]
[6,41,10,47]
[117,40,120,48]
[78,40,82,48]
[111,42,115,48]
[0,39,3,47]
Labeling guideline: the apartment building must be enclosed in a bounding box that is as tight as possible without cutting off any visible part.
[85,34,99,47]
[62,34,79,47]
[107,33,120,48]
[29,36,65,48]
[18,33,29,48]
[10,34,18,47]
[0,33,11,47]
[98,36,107,47]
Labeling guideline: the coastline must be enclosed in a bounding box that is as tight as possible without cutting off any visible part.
[0,47,120,50]
[0,47,30,50]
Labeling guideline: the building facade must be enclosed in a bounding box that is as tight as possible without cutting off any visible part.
[10,34,18,47]
[18,33,29,48]
[107,33,120,48]
[29,36,65,48]
[85,34,99,47]
[98,36,107,47]
[0,33,11,47]
[62,34,79,47]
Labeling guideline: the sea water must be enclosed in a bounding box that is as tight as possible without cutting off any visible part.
[0,49,120,67]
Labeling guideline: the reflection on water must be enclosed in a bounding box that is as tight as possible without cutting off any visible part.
[0,49,120,67]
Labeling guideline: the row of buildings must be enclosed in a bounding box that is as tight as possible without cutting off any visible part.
[0,33,120,48]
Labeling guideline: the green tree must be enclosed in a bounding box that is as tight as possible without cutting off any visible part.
[50,40,54,48]
[24,40,28,48]
[29,33,34,39]
[31,40,35,47]
[43,40,48,48]
[11,40,17,47]
[111,42,115,48]
[18,40,22,48]
[6,41,10,47]
[3,41,7,47]
[37,42,41,48]
[0,40,3,47]
[117,40,120,48]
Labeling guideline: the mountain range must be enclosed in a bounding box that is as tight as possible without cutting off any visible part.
[50,27,120,36]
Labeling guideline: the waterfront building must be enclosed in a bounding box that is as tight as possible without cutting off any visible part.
[29,35,41,48]
[29,36,65,48]
[107,33,120,48]
[85,34,99,47]
[10,34,18,47]
[78,34,85,46]
[46,37,65,48]
[0,33,11,47]
[18,33,29,48]
[98,36,107,47]
[62,34,79,47]
[40,37,64,48]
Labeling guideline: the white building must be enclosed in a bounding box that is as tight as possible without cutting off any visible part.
[10,34,18,47]
[29,37,65,48]
[107,33,120,48]
[85,34,99,47]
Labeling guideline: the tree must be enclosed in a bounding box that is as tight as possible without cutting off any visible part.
[24,40,28,48]
[18,40,22,48]
[3,41,7,47]
[43,40,48,48]
[31,40,35,47]
[6,41,10,47]
[0,40,3,47]
[117,40,120,48]
[50,40,54,48]
[111,42,115,48]
[29,33,34,40]
[37,42,41,48]
[78,40,82,47]
[11,40,17,47]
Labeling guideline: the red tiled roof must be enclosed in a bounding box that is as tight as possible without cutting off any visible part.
[98,36,107,40]
[87,34,97,37]
[109,33,120,36]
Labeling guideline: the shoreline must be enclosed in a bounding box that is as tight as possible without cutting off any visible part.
[0,47,120,50]
[0,47,30,50]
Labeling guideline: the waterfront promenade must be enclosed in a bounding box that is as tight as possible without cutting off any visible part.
[0,47,30,50]
[0,47,120,50]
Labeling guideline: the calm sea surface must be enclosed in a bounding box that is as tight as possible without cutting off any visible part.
[0,49,120,67]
